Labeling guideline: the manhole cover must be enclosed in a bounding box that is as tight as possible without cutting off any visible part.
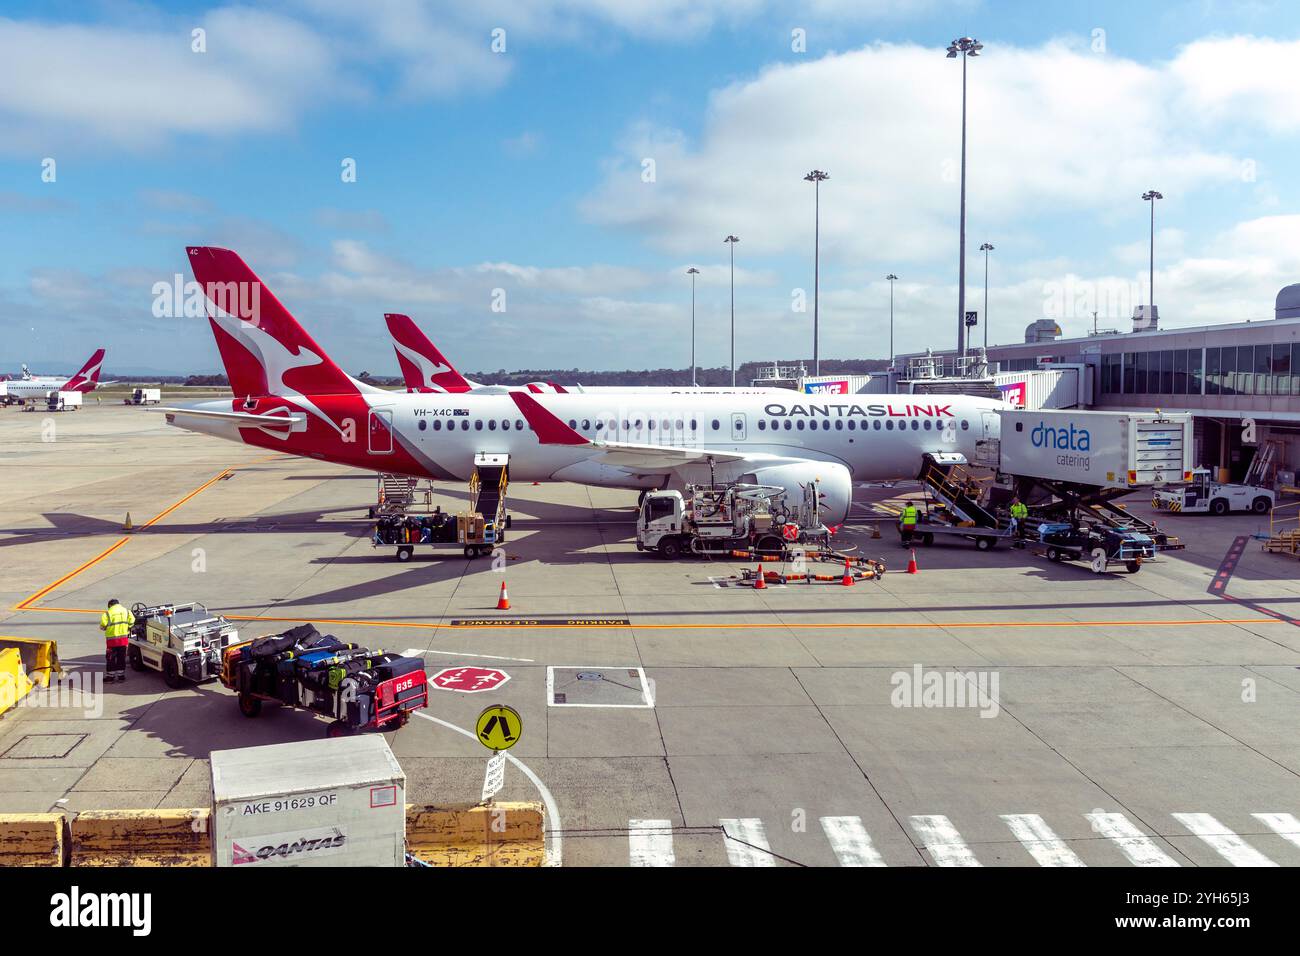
[1,733,86,759]
[549,667,651,707]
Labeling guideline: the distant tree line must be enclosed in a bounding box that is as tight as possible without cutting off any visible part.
[164,359,887,389]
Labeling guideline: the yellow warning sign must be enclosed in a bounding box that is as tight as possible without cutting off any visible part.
[475,704,522,752]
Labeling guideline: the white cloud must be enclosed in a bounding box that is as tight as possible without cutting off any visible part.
[580,38,1294,263]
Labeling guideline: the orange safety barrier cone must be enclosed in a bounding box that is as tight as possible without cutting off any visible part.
[123,512,134,532]
[496,580,511,610]
[841,558,855,587]
[906,549,919,574]
[753,563,767,590]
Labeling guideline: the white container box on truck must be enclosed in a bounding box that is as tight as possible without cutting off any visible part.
[46,390,83,411]
[210,735,406,867]
[998,409,1193,490]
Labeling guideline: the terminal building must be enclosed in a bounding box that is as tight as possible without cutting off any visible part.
[893,285,1300,486]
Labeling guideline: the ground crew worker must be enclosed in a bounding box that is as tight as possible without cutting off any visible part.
[900,502,920,547]
[99,598,134,683]
[1009,497,1029,548]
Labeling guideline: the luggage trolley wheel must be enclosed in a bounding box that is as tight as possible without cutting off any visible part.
[922,533,935,547]
[1126,560,1142,574]
[326,719,354,739]
[975,536,994,551]
[238,694,262,718]
[1045,547,1060,562]
[396,546,414,562]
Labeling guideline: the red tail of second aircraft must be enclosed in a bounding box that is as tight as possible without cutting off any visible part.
[61,348,106,392]
[384,313,473,393]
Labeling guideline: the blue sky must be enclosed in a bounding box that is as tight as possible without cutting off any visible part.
[2,0,1299,376]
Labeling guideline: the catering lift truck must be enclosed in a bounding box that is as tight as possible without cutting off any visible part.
[372,454,511,560]
[637,480,832,559]
[998,410,1192,574]
[908,411,1191,574]
[123,388,161,405]
[127,601,242,688]
[1152,440,1279,516]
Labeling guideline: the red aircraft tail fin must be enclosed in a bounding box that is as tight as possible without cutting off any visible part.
[186,246,358,399]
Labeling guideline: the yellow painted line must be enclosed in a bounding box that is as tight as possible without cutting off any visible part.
[8,605,1285,631]
[12,456,285,611]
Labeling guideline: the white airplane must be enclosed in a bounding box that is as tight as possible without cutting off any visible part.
[384,312,786,396]
[163,247,1007,524]
[2,350,107,403]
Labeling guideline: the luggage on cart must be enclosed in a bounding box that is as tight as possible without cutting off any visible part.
[370,654,423,683]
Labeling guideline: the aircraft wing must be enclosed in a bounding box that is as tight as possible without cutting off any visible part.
[155,406,307,431]
[510,392,747,467]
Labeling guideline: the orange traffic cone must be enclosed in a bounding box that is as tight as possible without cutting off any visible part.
[841,558,855,587]
[496,580,511,610]
[753,563,767,590]
[906,549,919,574]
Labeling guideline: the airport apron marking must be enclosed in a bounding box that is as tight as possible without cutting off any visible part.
[1208,535,1298,629]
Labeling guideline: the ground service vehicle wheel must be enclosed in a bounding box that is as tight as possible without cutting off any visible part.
[1126,561,1141,574]
[326,720,352,738]
[1046,547,1060,562]
[975,536,993,551]
[660,537,683,560]
[128,646,145,671]
[396,546,413,562]
[922,533,935,546]
[755,534,783,554]
[162,655,185,689]
[1252,497,1271,514]
[238,694,262,718]
[1210,499,1229,516]
[505,515,512,529]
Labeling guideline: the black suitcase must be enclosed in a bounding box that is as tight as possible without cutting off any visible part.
[371,654,424,683]
[345,691,373,727]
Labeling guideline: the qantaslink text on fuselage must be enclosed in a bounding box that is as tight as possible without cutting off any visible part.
[764,403,955,418]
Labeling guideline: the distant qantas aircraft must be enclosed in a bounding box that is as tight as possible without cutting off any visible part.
[161,247,1007,525]
[1,350,107,403]
[383,312,786,396]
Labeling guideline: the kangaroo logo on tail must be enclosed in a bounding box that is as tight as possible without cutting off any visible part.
[384,313,473,393]
[62,349,106,392]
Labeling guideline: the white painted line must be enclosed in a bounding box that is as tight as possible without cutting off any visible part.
[909,815,981,867]
[1252,812,1300,851]
[412,711,562,867]
[720,818,775,866]
[402,647,534,663]
[628,819,675,867]
[1086,812,1179,867]
[1172,813,1278,867]
[1001,813,1085,867]
[546,665,654,708]
[820,815,886,867]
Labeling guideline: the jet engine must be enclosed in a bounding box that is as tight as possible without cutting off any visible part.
[745,461,853,526]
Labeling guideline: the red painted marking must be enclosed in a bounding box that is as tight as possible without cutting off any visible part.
[430,666,510,693]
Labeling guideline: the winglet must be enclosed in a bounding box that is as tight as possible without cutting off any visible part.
[509,392,590,446]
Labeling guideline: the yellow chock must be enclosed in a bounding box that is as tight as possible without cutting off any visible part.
[123,513,133,532]
[871,525,881,539]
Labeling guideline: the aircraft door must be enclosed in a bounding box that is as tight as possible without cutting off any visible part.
[731,413,747,442]
[369,408,394,454]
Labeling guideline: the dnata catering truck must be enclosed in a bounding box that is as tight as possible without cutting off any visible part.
[997,410,1194,490]
[124,387,161,405]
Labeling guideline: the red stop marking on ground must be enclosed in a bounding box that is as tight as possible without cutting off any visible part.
[430,666,510,693]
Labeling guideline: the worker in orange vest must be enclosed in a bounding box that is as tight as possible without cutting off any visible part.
[99,598,135,683]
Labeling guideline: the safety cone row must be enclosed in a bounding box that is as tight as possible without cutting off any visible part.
[753,563,767,590]
[497,580,511,610]
[906,549,919,574]
[841,558,855,587]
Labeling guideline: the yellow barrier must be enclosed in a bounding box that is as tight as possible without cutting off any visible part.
[0,813,66,866]
[406,803,545,867]
[0,637,61,688]
[0,648,34,718]
[70,809,211,867]
[54,803,543,867]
